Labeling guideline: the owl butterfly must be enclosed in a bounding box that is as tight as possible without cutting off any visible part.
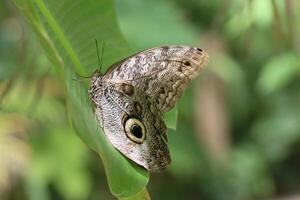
[89,46,209,172]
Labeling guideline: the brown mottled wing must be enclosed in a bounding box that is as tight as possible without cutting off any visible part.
[103,45,209,113]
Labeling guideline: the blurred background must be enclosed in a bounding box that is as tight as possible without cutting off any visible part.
[1,0,300,199]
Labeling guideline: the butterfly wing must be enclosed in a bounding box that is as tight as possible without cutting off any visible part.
[103,45,209,112]
[90,45,208,172]
[94,84,170,171]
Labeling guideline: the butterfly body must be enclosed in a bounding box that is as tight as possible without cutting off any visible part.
[89,45,208,172]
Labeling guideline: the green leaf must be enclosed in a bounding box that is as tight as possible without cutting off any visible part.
[119,188,150,200]
[13,0,149,198]
[164,107,178,130]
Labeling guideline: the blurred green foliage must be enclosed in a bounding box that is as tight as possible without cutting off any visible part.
[1,0,300,200]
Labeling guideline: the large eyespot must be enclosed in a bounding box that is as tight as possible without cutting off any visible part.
[124,118,146,144]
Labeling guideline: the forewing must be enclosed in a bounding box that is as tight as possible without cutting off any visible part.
[103,46,209,112]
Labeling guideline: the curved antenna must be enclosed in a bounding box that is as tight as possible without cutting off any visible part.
[95,39,101,70]
[95,39,105,74]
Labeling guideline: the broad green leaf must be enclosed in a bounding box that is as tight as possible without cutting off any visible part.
[13,0,149,198]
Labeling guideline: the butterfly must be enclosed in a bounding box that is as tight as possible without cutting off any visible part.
[89,45,209,172]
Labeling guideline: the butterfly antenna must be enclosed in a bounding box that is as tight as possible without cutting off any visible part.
[95,39,101,72]
[101,42,105,70]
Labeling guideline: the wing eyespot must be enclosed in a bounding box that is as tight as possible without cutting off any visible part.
[121,83,134,96]
[124,117,146,144]
[183,61,191,66]
[196,48,203,52]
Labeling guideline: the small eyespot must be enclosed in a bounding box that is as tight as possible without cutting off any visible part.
[124,117,146,143]
[183,61,190,66]
[196,48,203,52]
[121,83,134,96]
